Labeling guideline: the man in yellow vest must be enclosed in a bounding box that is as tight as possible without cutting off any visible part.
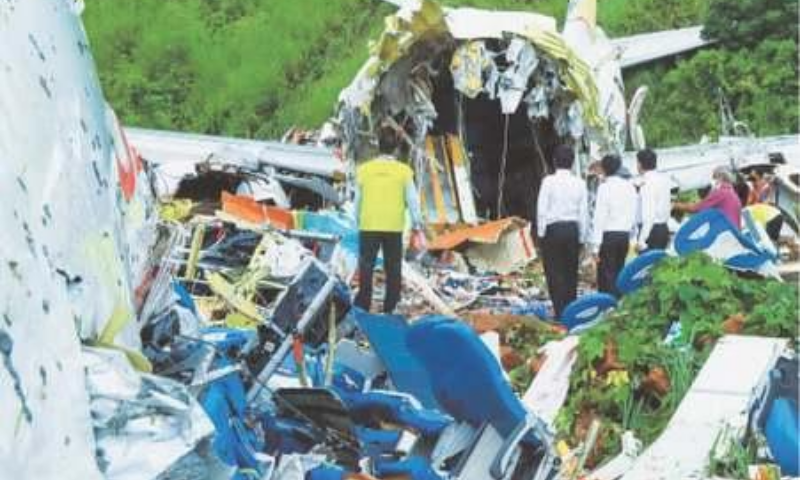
[354,127,423,313]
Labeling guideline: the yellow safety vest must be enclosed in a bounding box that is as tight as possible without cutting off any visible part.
[356,158,413,232]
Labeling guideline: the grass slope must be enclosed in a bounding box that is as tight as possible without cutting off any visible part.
[83,0,797,146]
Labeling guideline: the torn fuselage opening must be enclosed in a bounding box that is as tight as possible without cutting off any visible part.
[460,92,560,225]
[346,33,583,230]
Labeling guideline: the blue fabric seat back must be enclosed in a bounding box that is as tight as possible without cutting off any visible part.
[351,308,440,409]
[200,373,260,469]
[374,456,444,480]
[560,293,617,331]
[674,209,774,273]
[307,465,347,480]
[616,249,667,295]
[406,316,526,437]
[673,209,753,253]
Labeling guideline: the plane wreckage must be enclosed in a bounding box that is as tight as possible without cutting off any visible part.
[129,0,797,230]
[1,0,798,479]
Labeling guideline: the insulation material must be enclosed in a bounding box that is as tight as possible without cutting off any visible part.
[562,0,626,150]
[0,0,157,477]
[421,136,462,225]
[450,41,493,99]
[497,38,539,114]
[521,337,579,426]
[445,135,478,224]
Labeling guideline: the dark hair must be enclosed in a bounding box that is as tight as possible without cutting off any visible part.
[553,145,575,170]
[377,126,399,155]
[637,148,657,171]
[600,154,622,176]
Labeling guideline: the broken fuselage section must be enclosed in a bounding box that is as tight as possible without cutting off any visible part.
[336,0,624,230]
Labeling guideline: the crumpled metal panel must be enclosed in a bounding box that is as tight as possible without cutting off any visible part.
[622,134,800,192]
[0,0,157,477]
[84,347,214,480]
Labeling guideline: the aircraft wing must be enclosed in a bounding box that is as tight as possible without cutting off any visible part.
[126,127,344,179]
[622,134,800,191]
[612,26,714,69]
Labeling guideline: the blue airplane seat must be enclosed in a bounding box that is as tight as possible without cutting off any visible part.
[261,415,318,455]
[197,329,263,471]
[350,308,440,409]
[200,373,262,470]
[560,293,617,332]
[406,316,528,439]
[673,209,749,253]
[674,209,774,273]
[616,249,667,295]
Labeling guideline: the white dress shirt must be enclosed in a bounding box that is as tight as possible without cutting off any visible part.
[537,169,589,242]
[591,175,638,252]
[636,170,672,248]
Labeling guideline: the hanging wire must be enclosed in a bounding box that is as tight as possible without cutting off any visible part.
[496,113,511,217]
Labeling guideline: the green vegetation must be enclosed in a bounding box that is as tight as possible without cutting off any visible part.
[83,0,391,137]
[555,253,798,466]
[598,0,708,36]
[626,0,799,146]
[83,0,797,145]
[708,428,763,480]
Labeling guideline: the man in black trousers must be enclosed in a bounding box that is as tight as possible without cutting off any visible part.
[536,145,588,318]
[591,155,637,297]
[354,127,423,314]
[635,148,672,252]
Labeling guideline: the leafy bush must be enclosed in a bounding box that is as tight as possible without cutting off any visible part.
[627,0,799,146]
[599,0,707,36]
[627,39,799,146]
[703,0,799,49]
[556,253,799,466]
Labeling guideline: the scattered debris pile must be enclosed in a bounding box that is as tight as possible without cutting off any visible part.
[81,147,794,480]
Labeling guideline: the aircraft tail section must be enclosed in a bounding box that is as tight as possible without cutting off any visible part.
[566,0,596,28]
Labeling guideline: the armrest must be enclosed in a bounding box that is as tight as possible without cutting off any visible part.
[490,413,555,479]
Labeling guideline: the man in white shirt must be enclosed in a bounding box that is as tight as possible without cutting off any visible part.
[636,148,672,252]
[536,145,588,318]
[591,155,638,297]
